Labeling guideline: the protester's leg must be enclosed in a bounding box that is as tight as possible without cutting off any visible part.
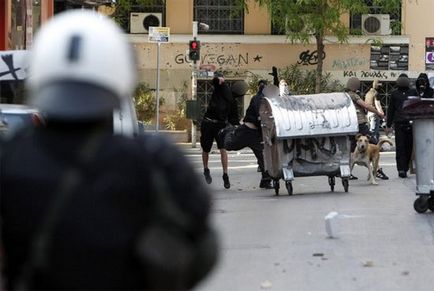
[369,116,389,180]
[200,122,213,184]
[368,113,380,144]
[215,124,230,189]
[220,149,230,189]
[373,115,381,143]
[395,123,410,177]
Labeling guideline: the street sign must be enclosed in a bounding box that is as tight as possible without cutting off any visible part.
[148,27,170,43]
[196,70,214,78]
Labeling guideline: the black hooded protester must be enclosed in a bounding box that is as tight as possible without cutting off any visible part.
[415,73,434,98]
[386,73,418,178]
[222,80,273,189]
[200,72,238,189]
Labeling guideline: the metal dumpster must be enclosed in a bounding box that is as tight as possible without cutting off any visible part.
[259,87,358,195]
[402,98,434,213]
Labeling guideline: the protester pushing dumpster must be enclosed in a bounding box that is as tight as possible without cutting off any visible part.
[259,86,359,195]
[403,98,434,213]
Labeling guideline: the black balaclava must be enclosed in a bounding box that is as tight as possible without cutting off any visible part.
[416,73,429,94]
[258,79,267,93]
[396,73,410,89]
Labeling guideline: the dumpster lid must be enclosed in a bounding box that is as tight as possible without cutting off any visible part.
[403,97,434,120]
[260,89,358,138]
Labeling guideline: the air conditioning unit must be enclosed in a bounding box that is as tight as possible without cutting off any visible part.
[130,12,162,34]
[361,14,391,35]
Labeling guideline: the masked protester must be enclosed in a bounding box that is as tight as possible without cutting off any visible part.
[222,80,273,189]
[201,72,237,189]
[0,11,218,290]
[386,73,418,178]
[415,73,434,98]
[345,77,385,180]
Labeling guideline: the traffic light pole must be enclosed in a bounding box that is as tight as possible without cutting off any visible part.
[191,21,198,148]
[156,42,161,133]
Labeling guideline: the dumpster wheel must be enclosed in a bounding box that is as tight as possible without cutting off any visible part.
[342,178,349,193]
[414,197,429,213]
[428,196,434,212]
[285,181,293,196]
[273,179,280,196]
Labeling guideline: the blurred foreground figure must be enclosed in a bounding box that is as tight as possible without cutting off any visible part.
[0,11,217,290]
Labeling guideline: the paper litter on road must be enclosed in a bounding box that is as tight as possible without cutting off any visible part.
[260,280,272,289]
[324,212,365,238]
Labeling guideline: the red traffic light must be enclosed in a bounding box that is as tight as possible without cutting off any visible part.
[189,39,201,61]
[190,40,199,50]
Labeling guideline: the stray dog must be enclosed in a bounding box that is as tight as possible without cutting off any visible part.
[350,134,393,185]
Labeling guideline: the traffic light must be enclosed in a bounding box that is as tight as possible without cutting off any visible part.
[189,39,200,62]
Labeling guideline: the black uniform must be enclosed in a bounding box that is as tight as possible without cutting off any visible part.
[0,123,217,290]
[386,75,417,175]
[200,77,237,152]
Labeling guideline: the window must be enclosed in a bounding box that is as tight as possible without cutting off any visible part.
[350,0,401,35]
[194,0,244,34]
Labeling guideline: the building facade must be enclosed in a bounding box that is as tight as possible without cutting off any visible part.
[1,0,433,127]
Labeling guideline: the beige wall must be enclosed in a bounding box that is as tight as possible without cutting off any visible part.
[403,0,433,71]
[134,43,370,72]
[166,0,193,34]
[244,0,270,35]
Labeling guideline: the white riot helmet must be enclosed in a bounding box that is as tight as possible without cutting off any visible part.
[27,10,137,120]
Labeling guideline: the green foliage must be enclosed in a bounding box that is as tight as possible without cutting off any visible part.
[241,0,401,92]
[162,81,190,130]
[247,65,343,95]
[133,82,164,123]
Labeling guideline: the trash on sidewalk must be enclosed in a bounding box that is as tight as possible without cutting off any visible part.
[324,212,365,238]
[325,211,339,238]
[362,260,374,267]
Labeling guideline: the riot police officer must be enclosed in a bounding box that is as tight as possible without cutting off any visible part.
[0,11,217,290]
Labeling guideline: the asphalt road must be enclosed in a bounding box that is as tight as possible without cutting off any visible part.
[179,145,434,291]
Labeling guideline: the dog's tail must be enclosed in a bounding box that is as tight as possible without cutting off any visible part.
[378,138,393,148]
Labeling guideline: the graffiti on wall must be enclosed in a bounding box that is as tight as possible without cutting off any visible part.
[0,54,21,80]
[332,57,369,70]
[174,53,263,67]
[341,70,400,80]
[297,50,326,65]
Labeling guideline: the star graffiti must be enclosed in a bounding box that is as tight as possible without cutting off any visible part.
[253,54,263,62]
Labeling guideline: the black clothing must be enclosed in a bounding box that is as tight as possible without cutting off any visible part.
[201,79,238,152]
[200,119,227,152]
[242,89,264,129]
[394,122,413,173]
[386,86,417,128]
[225,123,265,170]
[224,89,271,183]
[203,80,234,123]
[386,78,417,174]
[0,125,216,290]
[415,73,434,98]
